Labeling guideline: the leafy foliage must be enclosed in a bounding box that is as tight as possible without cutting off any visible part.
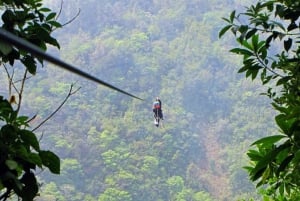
[0,0,61,74]
[220,0,300,199]
[0,0,278,200]
[0,0,61,200]
[0,96,60,200]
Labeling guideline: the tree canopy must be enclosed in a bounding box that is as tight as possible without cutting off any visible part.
[0,0,284,200]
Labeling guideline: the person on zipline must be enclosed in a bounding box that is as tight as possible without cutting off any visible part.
[153,97,163,120]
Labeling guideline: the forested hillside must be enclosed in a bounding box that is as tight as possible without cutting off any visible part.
[5,0,276,200]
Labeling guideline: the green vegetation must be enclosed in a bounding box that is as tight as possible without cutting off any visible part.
[0,0,61,200]
[1,0,290,200]
[220,0,300,200]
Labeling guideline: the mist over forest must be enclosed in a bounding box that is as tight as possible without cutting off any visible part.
[4,0,277,200]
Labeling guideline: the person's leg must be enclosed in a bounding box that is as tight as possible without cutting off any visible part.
[159,109,163,119]
[153,109,158,118]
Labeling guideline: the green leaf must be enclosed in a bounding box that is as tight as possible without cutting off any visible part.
[272,103,288,114]
[0,40,13,55]
[46,12,56,21]
[258,44,267,60]
[245,28,257,39]
[286,182,291,195]
[16,116,29,123]
[246,69,252,78]
[48,20,62,28]
[21,55,36,75]
[261,69,273,85]
[276,76,290,86]
[20,172,38,200]
[250,143,290,181]
[251,135,286,146]
[16,116,29,127]
[261,165,271,183]
[251,166,267,182]
[7,49,19,66]
[241,39,253,51]
[243,166,253,173]
[28,153,42,167]
[2,171,23,195]
[270,20,285,31]
[9,110,18,123]
[45,36,60,49]
[238,66,249,73]
[284,38,292,52]
[20,129,40,151]
[15,144,30,160]
[219,25,232,38]
[39,7,51,12]
[276,154,293,176]
[2,10,15,24]
[5,160,18,170]
[39,150,60,174]
[230,10,236,22]
[230,48,253,56]
[247,149,263,161]
[257,41,266,51]
[251,34,259,52]
[221,17,231,23]
[287,22,297,31]
[41,23,52,32]
[275,114,295,136]
[266,34,273,47]
[279,182,284,195]
[1,124,17,141]
[238,25,249,34]
[251,68,259,80]
[292,150,300,164]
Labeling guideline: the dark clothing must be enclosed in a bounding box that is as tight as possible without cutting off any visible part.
[158,99,162,108]
[153,99,163,120]
[153,108,163,119]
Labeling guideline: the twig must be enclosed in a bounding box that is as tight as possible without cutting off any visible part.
[26,114,37,124]
[32,84,81,132]
[255,53,285,78]
[38,132,44,142]
[3,64,16,96]
[16,69,27,114]
[61,9,81,27]
[56,0,63,20]
[52,0,80,31]
[13,75,32,84]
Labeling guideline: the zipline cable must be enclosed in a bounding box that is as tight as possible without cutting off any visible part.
[0,28,143,101]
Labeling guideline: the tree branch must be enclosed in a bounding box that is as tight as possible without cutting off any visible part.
[32,84,81,132]
[51,0,80,31]
[53,0,81,30]
[255,53,285,78]
[3,64,16,96]
[16,69,27,114]
[56,0,64,20]
[61,8,81,28]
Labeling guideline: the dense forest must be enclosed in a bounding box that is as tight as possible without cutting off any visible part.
[0,0,277,200]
